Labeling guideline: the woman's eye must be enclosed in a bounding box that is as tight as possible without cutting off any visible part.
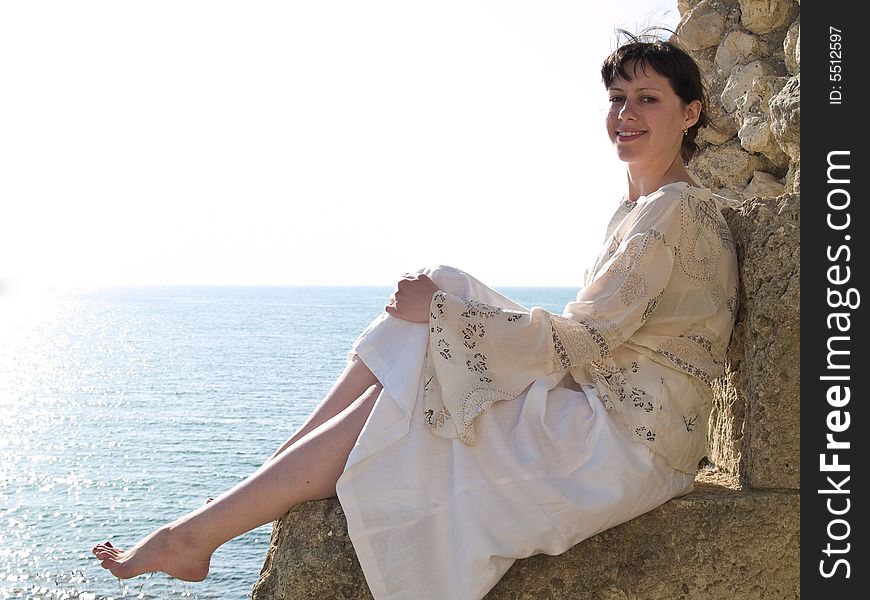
[608,96,624,103]
[641,96,657,103]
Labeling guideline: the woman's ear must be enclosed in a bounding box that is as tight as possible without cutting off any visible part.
[684,100,702,129]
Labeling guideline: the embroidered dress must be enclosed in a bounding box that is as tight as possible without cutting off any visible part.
[336,182,738,599]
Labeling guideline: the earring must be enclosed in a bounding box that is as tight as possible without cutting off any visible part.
[683,129,688,136]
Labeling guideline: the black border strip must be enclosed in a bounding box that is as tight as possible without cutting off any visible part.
[802,1,867,596]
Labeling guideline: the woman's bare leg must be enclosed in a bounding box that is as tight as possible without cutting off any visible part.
[92,382,381,581]
[266,353,377,462]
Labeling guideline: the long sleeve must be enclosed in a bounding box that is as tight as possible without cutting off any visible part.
[422,183,739,475]
[423,190,682,446]
[423,293,555,444]
[552,222,676,371]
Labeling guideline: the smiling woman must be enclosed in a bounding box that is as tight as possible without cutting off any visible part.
[601,34,709,200]
[0,0,679,290]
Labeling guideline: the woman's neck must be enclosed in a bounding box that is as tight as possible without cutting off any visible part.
[624,159,696,202]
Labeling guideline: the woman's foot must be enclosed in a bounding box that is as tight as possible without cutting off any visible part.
[92,523,212,581]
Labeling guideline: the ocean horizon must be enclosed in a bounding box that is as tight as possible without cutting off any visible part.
[0,284,577,599]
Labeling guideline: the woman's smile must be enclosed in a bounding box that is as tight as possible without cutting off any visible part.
[616,129,647,142]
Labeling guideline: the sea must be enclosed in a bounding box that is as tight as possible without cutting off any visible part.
[0,284,577,599]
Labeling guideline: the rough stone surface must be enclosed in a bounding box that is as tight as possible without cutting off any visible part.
[677,0,726,50]
[697,102,739,146]
[769,74,800,162]
[732,76,790,169]
[678,0,703,15]
[678,0,800,194]
[252,484,799,600]
[721,60,777,113]
[251,499,370,600]
[784,20,800,74]
[738,0,797,34]
[714,31,769,73]
[689,139,772,196]
[737,113,785,168]
[712,195,800,489]
[743,170,785,198]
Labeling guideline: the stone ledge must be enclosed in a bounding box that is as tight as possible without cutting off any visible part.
[251,482,799,599]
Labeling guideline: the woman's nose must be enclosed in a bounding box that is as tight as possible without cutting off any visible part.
[618,99,637,120]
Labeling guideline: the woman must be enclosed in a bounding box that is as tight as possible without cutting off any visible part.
[93,32,738,599]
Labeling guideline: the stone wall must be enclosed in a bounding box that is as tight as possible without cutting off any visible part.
[679,0,800,199]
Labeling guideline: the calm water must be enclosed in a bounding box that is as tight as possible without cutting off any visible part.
[0,284,576,599]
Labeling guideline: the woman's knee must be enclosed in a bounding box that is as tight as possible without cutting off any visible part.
[346,383,382,421]
[359,383,382,406]
[419,264,466,280]
[419,265,481,294]
[346,353,377,382]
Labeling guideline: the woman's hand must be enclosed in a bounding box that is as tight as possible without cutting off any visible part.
[385,273,441,323]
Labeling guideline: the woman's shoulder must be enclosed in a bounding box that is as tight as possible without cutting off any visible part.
[616,182,736,246]
[637,182,739,221]
[645,181,741,211]
[627,182,698,225]
[639,181,708,203]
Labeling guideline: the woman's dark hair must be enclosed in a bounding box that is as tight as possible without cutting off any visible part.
[601,29,710,163]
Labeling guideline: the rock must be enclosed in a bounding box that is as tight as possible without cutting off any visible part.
[714,31,769,73]
[720,60,777,113]
[737,113,787,167]
[677,0,727,51]
[690,139,772,193]
[251,500,371,600]
[769,74,800,162]
[743,171,785,198]
[784,19,800,75]
[738,0,797,34]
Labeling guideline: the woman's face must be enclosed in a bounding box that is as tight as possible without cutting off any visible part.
[605,61,700,167]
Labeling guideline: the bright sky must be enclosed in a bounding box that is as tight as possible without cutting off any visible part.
[0,1,679,289]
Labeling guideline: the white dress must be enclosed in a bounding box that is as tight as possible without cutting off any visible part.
[335,183,737,600]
